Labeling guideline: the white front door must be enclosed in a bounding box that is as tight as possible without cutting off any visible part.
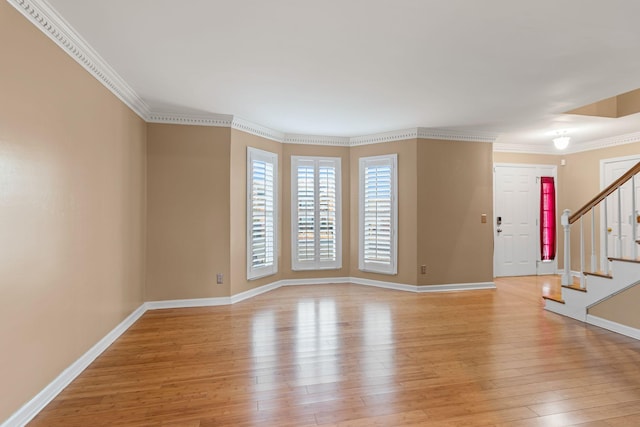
[602,156,640,262]
[494,166,538,277]
[494,164,558,277]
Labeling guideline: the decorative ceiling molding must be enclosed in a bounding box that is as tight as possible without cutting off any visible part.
[147,113,233,127]
[7,0,151,119]
[10,0,640,154]
[493,131,640,155]
[492,142,555,154]
[231,117,285,142]
[284,134,350,146]
[350,129,419,146]
[417,128,498,143]
[568,131,640,154]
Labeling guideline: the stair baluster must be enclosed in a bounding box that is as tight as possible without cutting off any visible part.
[547,161,640,322]
[562,209,571,286]
[590,207,597,273]
[604,199,609,275]
[633,175,637,260]
[580,217,585,288]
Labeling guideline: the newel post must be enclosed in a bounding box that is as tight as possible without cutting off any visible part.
[562,209,571,286]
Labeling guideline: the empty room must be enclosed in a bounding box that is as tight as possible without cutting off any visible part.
[3,0,640,426]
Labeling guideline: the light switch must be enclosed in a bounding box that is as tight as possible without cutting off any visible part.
[481,214,487,223]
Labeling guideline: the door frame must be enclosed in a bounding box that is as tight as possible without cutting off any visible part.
[493,163,558,277]
[599,154,640,269]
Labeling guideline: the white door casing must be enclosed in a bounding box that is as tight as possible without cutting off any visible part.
[601,155,640,266]
[494,164,558,277]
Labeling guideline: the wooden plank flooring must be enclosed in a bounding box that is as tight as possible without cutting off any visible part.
[29,276,640,426]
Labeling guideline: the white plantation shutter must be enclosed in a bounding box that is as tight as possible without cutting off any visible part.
[292,156,341,270]
[318,162,338,263]
[359,154,397,275]
[247,148,278,280]
[296,160,315,263]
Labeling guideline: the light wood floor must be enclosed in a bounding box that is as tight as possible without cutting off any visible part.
[30,276,640,426]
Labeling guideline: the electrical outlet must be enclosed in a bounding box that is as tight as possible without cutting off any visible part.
[216,273,223,284]
[420,265,426,274]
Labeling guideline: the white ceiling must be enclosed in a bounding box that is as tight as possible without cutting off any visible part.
[40,0,640,150]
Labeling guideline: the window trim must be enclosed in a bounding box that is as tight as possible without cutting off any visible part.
[291,156,342,271]
[358,154,398,275]
[247,147,278,280]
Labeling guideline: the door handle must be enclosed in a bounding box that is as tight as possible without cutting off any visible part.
[497,228,503,233]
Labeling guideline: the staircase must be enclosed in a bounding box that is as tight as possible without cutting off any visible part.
[543,161,640,321]
[543,257,640,321]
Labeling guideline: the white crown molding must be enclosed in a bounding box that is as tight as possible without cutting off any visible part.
[492,142,556,154]
[494,131,640,155]
[145,118,499,147]
[417,127,498,143]
[7,0,151,120]
[12,0,640,153]
[231,117,285,142]
[147,112,234,127]
[568,131,640,154]
[284,134,350,146]
[350,128,419,146]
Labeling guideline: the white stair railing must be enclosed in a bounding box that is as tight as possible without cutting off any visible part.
[562,161,640,290]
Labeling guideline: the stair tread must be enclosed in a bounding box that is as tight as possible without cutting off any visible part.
[584,271,613,278]
[608,257,640,264]
[542,294,565,304]
[562,284,587,293]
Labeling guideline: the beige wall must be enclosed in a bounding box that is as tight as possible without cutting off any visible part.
[281,144,351,280]
[4,0,640,418]
[419,140,494,285]
[493,152,561,166]
[563,141,640,212]
[589,284,640,329]
[146,124,231,300]
[349,139,419,285]
[0,2,146,421]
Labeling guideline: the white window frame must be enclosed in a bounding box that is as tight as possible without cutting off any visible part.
[247,147,278,280]
[291,156,342,271]
[359,154,398,275]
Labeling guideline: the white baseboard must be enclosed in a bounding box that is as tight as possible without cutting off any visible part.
[416,282,496,292]
[586,315,640,340]
[544,300,587,322]
[1,276,496,426]
[230,281,282,304]
[350,277,495,293]
[2,304,147,427]
[280,277,351,286]
[146,296,231,310]
[349,277,417,292]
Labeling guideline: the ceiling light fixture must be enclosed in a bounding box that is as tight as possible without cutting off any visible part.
[553,133,570,150]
